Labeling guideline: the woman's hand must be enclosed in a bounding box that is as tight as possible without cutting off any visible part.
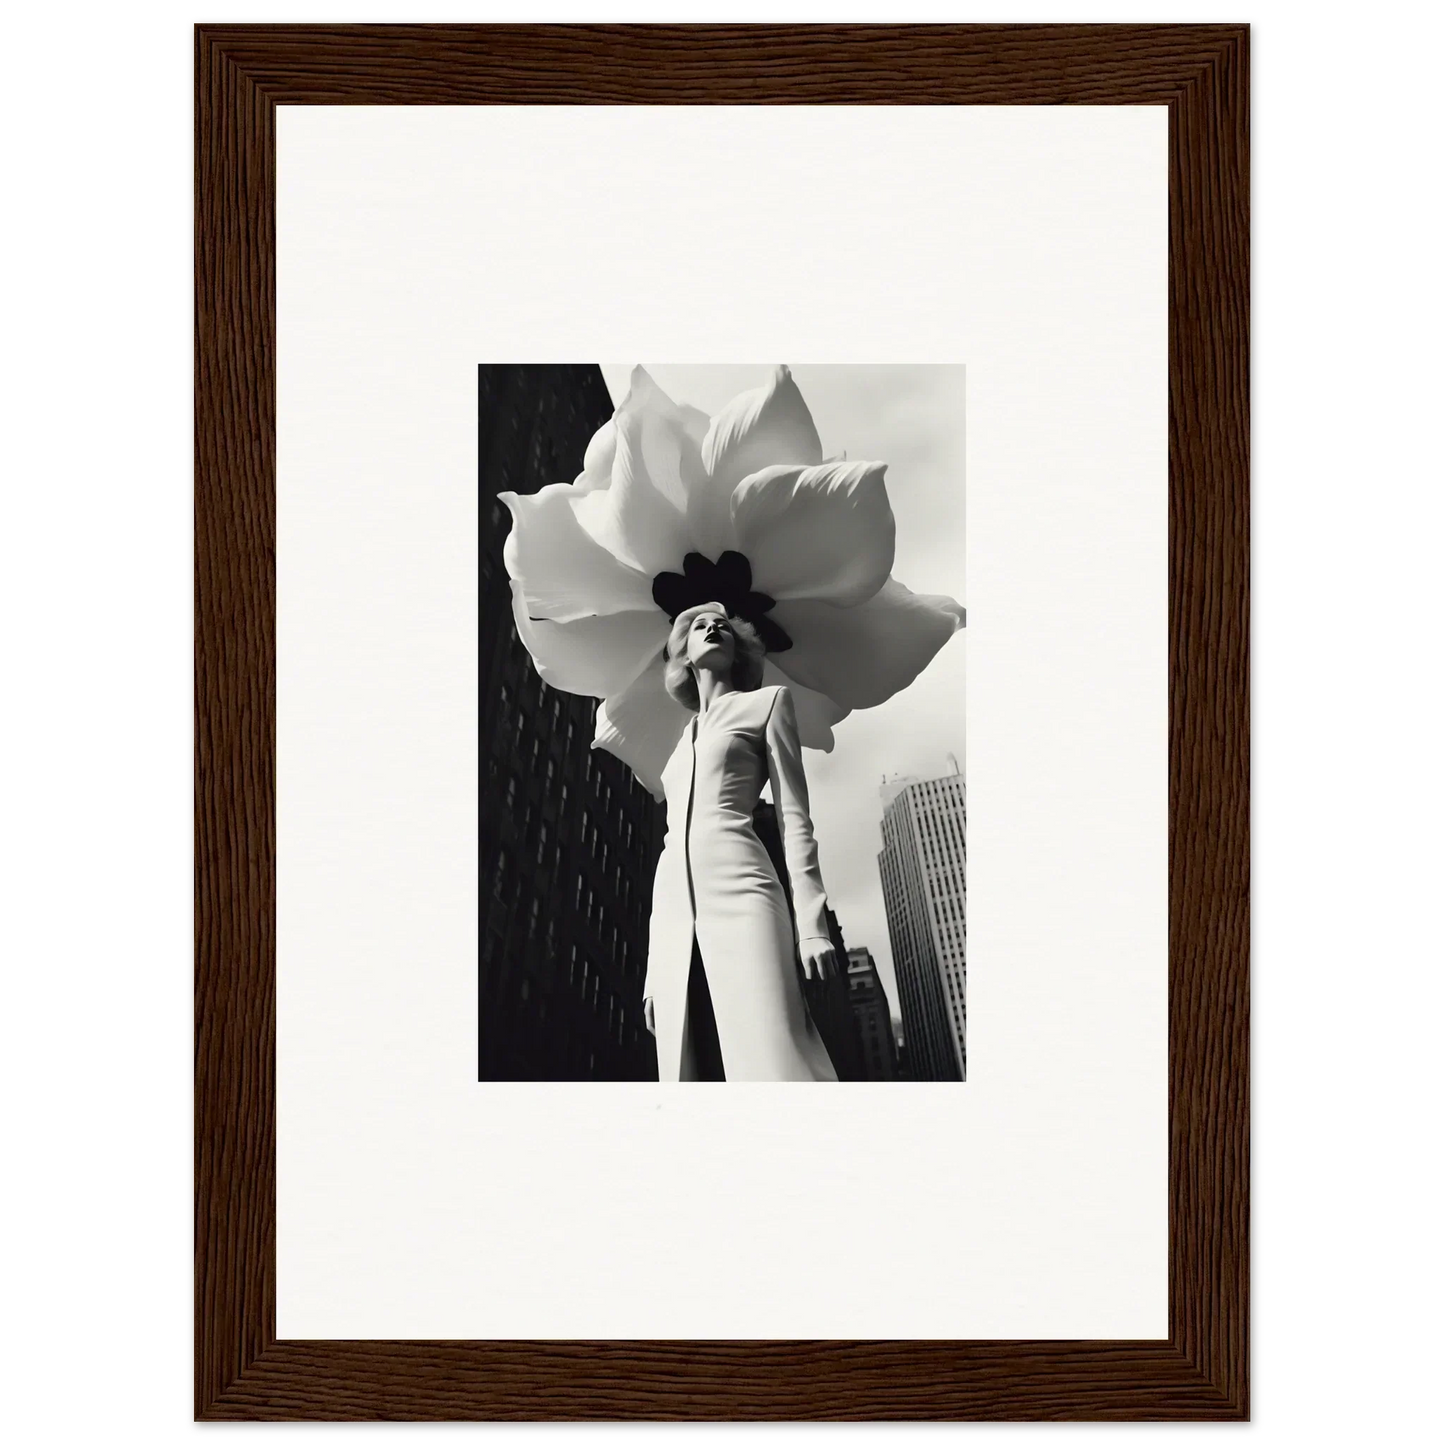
[643,997,656,1036]
[800,937,839,982]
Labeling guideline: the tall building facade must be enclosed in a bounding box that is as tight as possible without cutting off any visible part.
[846,947,901,1081]
[478,365,667,1081]
[877,768,967,1081]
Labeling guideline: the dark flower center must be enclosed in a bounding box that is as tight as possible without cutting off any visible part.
[651,550,793,654]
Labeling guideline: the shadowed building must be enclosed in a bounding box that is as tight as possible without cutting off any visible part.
[478,365,666,1080]
[846,947,901,1081]
[877,766,967,1081]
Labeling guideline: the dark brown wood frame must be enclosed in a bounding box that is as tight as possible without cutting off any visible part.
[196,23,1248,1421]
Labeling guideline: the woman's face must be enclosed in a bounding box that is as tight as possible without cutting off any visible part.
[685,607,736,673]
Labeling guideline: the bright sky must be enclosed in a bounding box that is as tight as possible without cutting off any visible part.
[599,364,967,1019]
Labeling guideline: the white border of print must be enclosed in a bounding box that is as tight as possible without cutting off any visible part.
[276,105,1166,1340]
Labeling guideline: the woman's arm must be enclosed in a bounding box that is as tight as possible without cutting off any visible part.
[763,686,837,976]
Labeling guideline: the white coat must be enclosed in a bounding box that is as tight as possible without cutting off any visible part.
[644,684,838,1082]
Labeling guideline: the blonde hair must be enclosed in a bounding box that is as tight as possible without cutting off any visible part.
[663,603,766,711]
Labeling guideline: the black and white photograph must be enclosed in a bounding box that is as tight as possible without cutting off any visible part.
[478,364,967,1082]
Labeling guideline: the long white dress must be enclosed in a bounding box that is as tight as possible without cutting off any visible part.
[644,683,839,1082]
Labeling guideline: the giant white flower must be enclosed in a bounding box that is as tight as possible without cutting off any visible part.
[498,366,964,798]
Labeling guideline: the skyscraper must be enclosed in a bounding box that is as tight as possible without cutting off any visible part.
[478,365,667,1081]
[877,766,967,1081]
[846,947,901,1080]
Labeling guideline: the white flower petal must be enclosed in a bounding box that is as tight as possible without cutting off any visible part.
[592,652,691,800]
[509,581,669,699]
[570,367,702,576]
[731,460,896,606]
[760,661,850,751]
[620,366,706,512]
[769,578,965,709]
[678,402,710,449]
[701,365,824,482]
[570,414,685,576]
[574,418,616,492]
[689,365,823,560]
[499,484,655,622]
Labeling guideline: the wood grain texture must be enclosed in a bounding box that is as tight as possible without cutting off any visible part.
[195,23,276,1419]
[195,23,1248,1421]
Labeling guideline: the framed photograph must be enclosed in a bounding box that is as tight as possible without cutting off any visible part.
[197,23,1248,1420]
[473,362,968,1087]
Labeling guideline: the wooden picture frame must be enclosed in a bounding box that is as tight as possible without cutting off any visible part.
[196,23,1248,1420]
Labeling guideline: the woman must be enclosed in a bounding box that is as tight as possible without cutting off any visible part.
[643,601,840,1082]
